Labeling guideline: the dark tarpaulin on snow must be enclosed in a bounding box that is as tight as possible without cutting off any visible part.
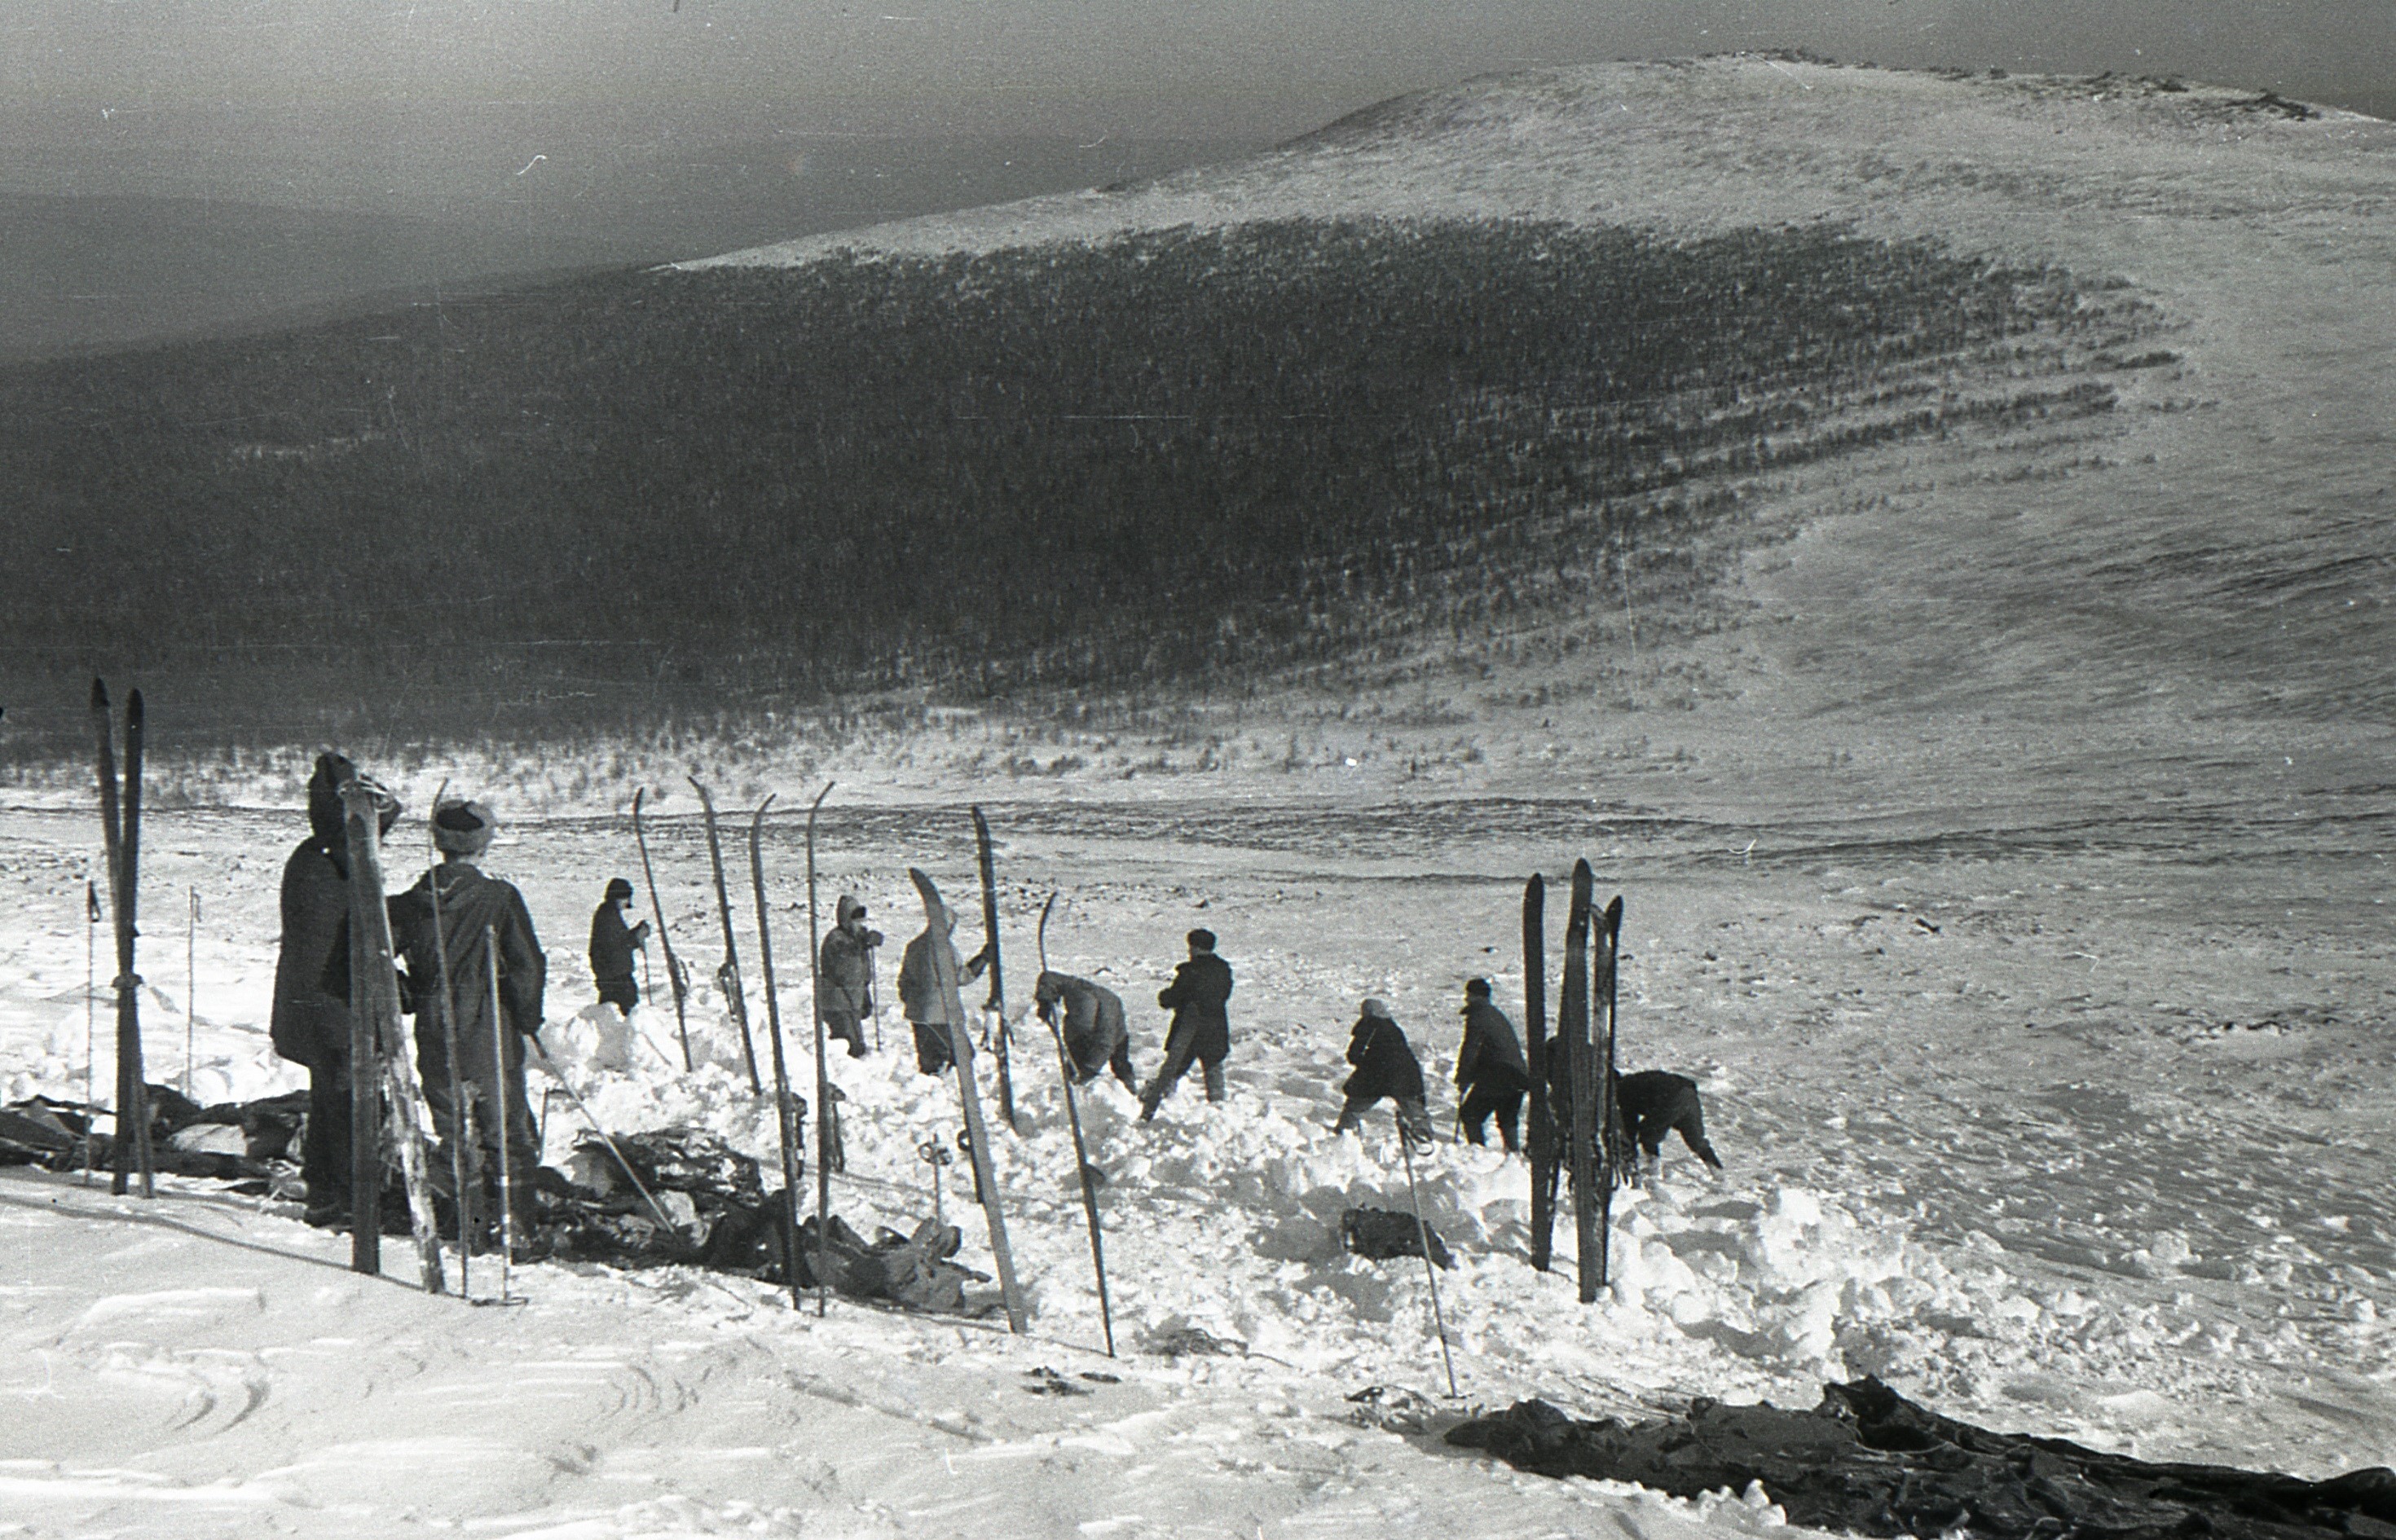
[1446,1378,2396,1540]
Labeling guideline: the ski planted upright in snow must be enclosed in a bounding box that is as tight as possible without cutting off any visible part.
[339,773,446,1293]
[804,783,836,1296]
[909,866,1028,1333]
[90,680,153,1198]
[687,778,764,1095]
[425,779,479,1296]
[1522,873,1554,1272]
[632,789,695,1073]
[1036,891,1115,1356]
[1561,859,1601,1303]
[746,796,809,1312]
[971,807,1022,1135]
[1594,893,1626,1291]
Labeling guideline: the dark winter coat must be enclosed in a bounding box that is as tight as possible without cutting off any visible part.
[1343,1013,1426,1105]
[896,923,986,1027]
[588,900,649,985]
[387,863,548,1045]
[1455,999,1528,1093]
[1035,971,1128,1079]
[271,760,381,1065]
[1157,951,1234,1064]
[819,899,883,1020]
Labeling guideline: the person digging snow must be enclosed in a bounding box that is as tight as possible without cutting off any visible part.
[386,799,549,1240]
[271,752,399,1228]
[1454,977,1530,1153]
[1034,970,1139,1093]
[1139,928,1234,1120]
[1614,1068,1723,1177]
[1334,998,1434,1144]
[588,877,650,1016]
[896,900,988,1076]
[818,895,884,1059]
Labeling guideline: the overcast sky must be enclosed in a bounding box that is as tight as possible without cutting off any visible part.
[2,2,2386,243]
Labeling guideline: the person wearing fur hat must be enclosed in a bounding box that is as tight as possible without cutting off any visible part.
[817,895,883,1058]
[272,752,400,1226]
[1138,929,1235,1120]
[1454,977,1530,1153]
[588,878,650,1015]
[1334,998,1434,1144]
[385,799,548,1237]
[1034,970,1138,1093]
[896,900,989,1076]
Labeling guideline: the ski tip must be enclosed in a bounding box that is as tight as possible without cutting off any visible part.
[755,792,778,821]
[632,785,645,813]
[1525,872,1544,896]
[126,691,143,728]
[1604,895,1624,923]
[1572,856,1594,882]
[810,781,834,811]
[90,677,108,711]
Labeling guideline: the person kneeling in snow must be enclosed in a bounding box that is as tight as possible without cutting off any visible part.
[1034,970,1138,1092]
[1334,999,1435,1145]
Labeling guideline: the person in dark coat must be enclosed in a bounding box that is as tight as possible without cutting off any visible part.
[1454,977,1530,1153]
[385,799,548,1232]
[1034,970,1137,1093]
[1615,1069,1723,1173]
[1333,998,1434,1143]
[1139,929,1234,1120]
[818,895,883,1058]
[896,901,988,1076]
[271,752,400,1226]
[588,878,650,1015]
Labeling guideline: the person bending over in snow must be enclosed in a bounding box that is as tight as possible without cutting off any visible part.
[818,895,883,1059]
[1034,970,1139,1093]
[274,752,399,1228]
[1139,928,1235,1120]
[1454,977,1529,1153]
[896,901,988,1076]
[588,877,650,1016]
[1614,1069,1723,1177]
[1334,999,1434,1145]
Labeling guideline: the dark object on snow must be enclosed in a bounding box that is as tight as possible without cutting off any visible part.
[1447,1378,2396,1540]
[582,1126,770,1208]
[1341,1206,1454,1270]
[2,1089,304,1179]
[804,1212,985,1313]
[1349,1384,1439,1434]
[1614,1070,1721,1169]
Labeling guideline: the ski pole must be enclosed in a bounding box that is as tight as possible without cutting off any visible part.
[487,929,516,1301]
[84,878,99,1184]
[427,782,476,1299]
[1397,1117,1460,1399]
[186,889,199,1101]
[526,1031,679,1234]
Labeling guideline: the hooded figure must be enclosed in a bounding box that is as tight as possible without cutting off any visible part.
[896,901,988,1076]
[817,895,884,1058]
[1138,929,1235,1120]
[1034,970,1137,1093]
[1334,999,1434,1144]
[271,752,399,1225]
[1454,978,1529,1153]
[588,877,650,1014]
[384,799,548,1231]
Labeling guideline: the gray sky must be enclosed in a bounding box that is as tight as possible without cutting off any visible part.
[2,2,2387,254]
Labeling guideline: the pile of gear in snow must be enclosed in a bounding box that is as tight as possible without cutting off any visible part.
[1447,1377,2396,1540]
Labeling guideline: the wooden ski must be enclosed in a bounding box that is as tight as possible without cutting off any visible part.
[909,866,1028,1333]
[91,680,153,1198]
[340,775,446,1293]
[971,807,1021,1134]
[747,795,809,1312]
[425,779,478,1296]
[1522,873,1553,1272]
[687,778,763,1095]
[804,782,835,1313]
[632,789,695,1072]
[1035,892,1115,1356]
[1595,894,1626,1291]
[1564,860,1601,1304]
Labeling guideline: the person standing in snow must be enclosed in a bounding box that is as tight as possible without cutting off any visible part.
[896,901,988,1076]
[271,753,399,1227]
[386,799,548,1236]
[1139,928,1235,1120]
[1034,970,1138,1093]
[1334,998,1434,1144]
[588,878,650,1016]
[1454,977,1530,1153]
[818,895,883,1059]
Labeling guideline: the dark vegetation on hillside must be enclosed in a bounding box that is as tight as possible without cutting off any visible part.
[0,218,2152,759]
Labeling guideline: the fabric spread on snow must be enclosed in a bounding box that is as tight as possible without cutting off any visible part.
[1446,1377,2396,1540]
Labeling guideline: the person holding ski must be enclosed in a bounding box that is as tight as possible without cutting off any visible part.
[1139,928,1235,1120]
[386,799,549,1240]
[588,877,650,1016]
[1454,977,1530,1153]
[1033,970,1139,1093]
[818,895,883,1059]
[1334,998,1434,1144]
[896,903,988,1076]
[271,752,399,1227]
